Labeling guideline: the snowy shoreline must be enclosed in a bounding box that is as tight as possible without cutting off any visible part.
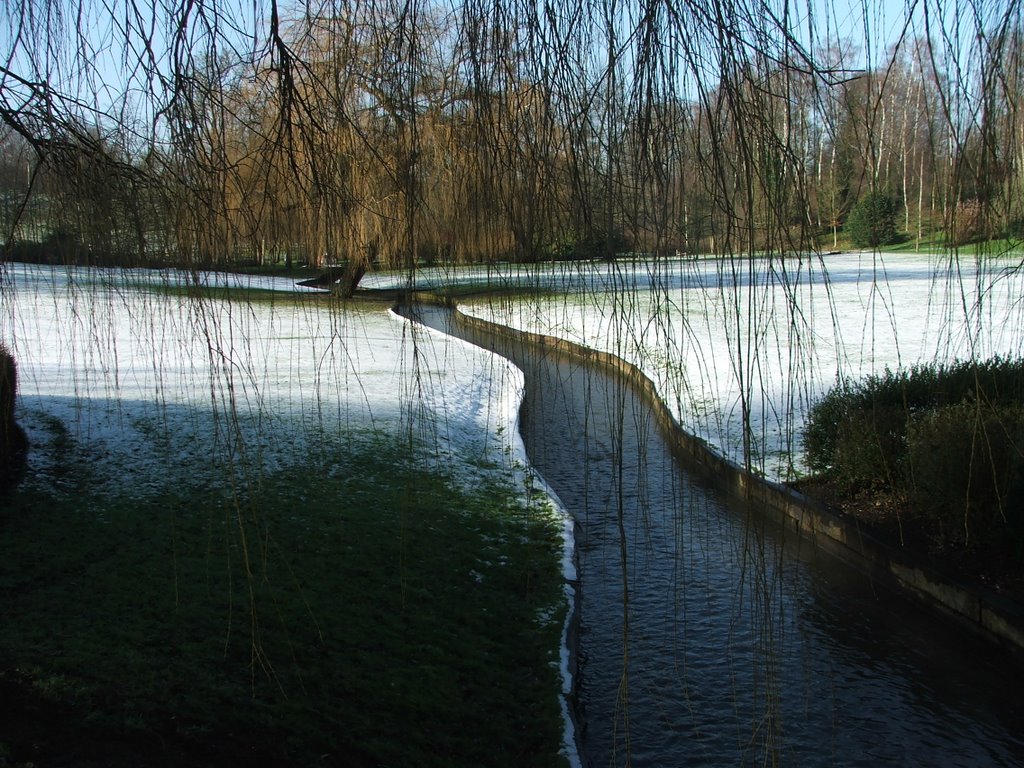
[390,304,583,768]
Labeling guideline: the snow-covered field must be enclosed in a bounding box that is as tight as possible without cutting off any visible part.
[25,252,1005,487]
[447,251,1024,478]
[4,255,1021,766]
[1,263,532,493]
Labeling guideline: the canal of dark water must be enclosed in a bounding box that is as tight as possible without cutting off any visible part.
[405,302,1024,767]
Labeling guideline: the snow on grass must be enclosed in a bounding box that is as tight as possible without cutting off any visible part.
[1,261,581,767]
[456,252,1024,479]
[389,305,581,768]
[2,263,533,491]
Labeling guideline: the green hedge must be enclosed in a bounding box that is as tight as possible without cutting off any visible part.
[830,405,906,492]
[906,403,1024,555]
[804,357,1024,558]
[806,357,1024,482]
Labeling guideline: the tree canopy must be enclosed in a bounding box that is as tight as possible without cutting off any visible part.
[1,0,1021,269]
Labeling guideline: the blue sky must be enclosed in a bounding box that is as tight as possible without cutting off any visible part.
[0,0,992,139]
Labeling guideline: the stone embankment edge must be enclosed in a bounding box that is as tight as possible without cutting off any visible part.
[406,291,1024,660]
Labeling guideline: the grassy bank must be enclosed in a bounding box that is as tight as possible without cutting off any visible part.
[0,426,569,766]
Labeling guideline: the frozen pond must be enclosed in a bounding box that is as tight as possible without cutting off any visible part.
[6,256,1024,767]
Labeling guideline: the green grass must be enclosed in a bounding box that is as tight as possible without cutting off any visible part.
[0,440,569,766]
[816,228,1024,256]
[218,262,325,280]
[434,283,563,301]
[874,232,946,253]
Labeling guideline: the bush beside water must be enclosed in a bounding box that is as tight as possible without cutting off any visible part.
[804,357,1024,559]
[0,345,13,458]
[907,403,1024,553]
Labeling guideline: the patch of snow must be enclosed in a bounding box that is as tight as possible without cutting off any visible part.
[2,263,534,490]
[460,252,1024,480]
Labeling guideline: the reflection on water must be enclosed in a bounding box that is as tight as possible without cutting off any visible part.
[412,303,1024,768]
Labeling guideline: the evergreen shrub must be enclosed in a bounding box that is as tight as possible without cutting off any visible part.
[806,358,1024,482]
[1,345,17,450]
[803,380,851,477]
[0,345,28,489]
[805,367,934,489]
[846,192,899,248]
[804,357,1024,556]
[831,405,907,493]
[544,227,630,260]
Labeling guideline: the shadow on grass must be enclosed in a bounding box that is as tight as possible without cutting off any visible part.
[0,410,568,767]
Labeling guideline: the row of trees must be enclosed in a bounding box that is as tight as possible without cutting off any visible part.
[1,0,1022,273]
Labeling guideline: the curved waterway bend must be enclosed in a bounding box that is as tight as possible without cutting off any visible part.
[402,302,1024,767]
